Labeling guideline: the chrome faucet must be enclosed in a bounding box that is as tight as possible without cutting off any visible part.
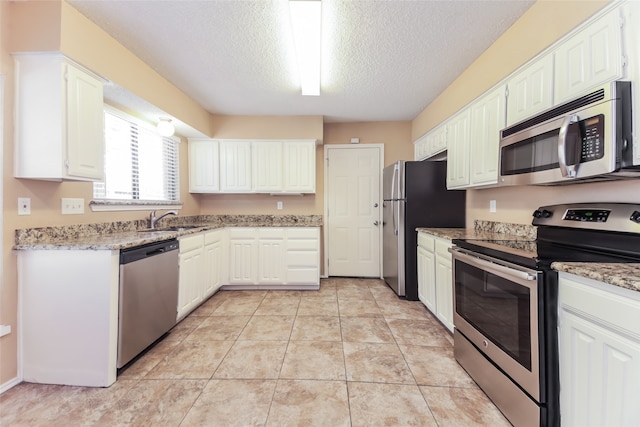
[148,210,178,229]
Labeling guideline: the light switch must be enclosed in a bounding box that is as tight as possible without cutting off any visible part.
[277,201,283,210]
[62,198,85,214]
[489,200,497,213]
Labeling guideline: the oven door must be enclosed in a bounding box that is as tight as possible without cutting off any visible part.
[450,247,542,400]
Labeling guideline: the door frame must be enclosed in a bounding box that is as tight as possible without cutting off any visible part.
[323,144,384,278]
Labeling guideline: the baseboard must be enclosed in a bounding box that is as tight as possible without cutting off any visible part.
[0,376,21,395]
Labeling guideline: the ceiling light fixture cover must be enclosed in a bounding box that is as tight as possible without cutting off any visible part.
[156,118,175,137]
[289,0,322,96]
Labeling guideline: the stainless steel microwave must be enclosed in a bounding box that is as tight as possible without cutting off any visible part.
[498,81,637,186]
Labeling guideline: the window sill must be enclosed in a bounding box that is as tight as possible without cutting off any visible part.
[89,200,183,212]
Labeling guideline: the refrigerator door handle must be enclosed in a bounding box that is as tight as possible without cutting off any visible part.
[392,200,398,235]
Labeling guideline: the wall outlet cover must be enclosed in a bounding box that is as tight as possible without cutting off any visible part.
[18,197,31,215]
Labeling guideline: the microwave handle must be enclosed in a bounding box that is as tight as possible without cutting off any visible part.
[558,114,579,178]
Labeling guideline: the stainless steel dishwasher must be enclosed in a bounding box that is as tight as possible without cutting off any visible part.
[118,239,179,368]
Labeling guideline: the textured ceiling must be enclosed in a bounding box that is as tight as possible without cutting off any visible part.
[68,0,534,126]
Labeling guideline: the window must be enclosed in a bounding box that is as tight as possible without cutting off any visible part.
[94,108,179,203]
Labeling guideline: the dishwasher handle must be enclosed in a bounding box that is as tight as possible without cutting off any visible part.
[120,239,179,264]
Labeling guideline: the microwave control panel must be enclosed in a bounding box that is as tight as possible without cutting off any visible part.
[579,115,605,162]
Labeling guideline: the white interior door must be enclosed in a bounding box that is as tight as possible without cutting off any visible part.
[325,145,382,277]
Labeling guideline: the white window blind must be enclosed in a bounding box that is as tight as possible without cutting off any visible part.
[94,109,179,202]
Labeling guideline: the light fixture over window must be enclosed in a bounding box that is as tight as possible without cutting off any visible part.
[289,0,322,96]
[156,117,175,137]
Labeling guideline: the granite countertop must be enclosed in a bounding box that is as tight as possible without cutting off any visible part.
[417,224,640,294]
[552,262,640,293]
[14,214,323,251]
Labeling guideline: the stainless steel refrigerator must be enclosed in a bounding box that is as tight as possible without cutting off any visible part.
[382,160,465,300]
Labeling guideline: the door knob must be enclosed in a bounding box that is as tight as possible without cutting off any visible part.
[373,220,379,226]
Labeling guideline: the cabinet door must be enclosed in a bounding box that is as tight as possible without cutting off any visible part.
[65,63,105,180]
[417,245,436,313]
[258,229,286,284]
[283,140,316,193]
[228,230,258,284]
[252,141,283,193]
[469,86,505,187]
[203,239,223,298]
[188,139,220,193]
[435,242,454,333]
[177,247,204,320]
[219,140,252,192]
[506,54,554,126]
[446,109,471,189]
[554,8,623,103]
[559,309,640,426]
[414,134,428,161]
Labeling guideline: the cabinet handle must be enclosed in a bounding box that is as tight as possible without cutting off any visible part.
[373,221,379,226]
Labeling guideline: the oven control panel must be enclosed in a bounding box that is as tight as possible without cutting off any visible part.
[533,203,640,233]
[563,209,610,222]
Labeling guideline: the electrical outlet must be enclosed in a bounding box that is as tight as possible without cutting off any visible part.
[277,201,283,210]
[18,197,31,215]
[61,198,85,214]
[489,200,497,213]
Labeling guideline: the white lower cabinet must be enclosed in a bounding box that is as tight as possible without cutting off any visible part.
[417,232,454,332]
[204,229,227,297]
[177,233,205,321]
[558,272,640,426]
[226,227,320,289]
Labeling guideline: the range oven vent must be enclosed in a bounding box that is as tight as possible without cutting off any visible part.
[502,88,606,138]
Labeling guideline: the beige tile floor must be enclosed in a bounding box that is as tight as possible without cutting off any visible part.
[0,278,511,426]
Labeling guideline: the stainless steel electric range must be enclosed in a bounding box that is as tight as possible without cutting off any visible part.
[449,203,640,427]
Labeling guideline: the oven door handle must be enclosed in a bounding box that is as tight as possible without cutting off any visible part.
[449,247,538,282]
[558,114,580,178]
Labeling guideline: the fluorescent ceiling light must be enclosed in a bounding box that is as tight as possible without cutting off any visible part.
[289,0,322,96]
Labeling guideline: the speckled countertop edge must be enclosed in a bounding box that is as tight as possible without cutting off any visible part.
[417,221,640,293]
[14,215,323,251]
[551,262,640,293]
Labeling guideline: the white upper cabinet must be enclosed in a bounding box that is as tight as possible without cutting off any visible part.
[414,124,447,161]
[188,138,220,193]
[252,140,283,193]
[14,53,105,181]
[283,140,316,193]
[445,108,471,189]
[219,140,253,192]
[506,54,554,126]
[188,139,316,194]
[554,7,624,103]
[469,85,506,186]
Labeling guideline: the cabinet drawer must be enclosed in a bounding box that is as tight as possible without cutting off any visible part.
[287,239,319,251]
[228,228,257,239]
[259,227,285,238]
[417,233,435,252]
[560,275,640,337]
[204,228,224,244]
[179,233,204,253]
[435,239,452,258]
[287,227,319,239]
[287,268,319,284]
[287,250,319,267]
